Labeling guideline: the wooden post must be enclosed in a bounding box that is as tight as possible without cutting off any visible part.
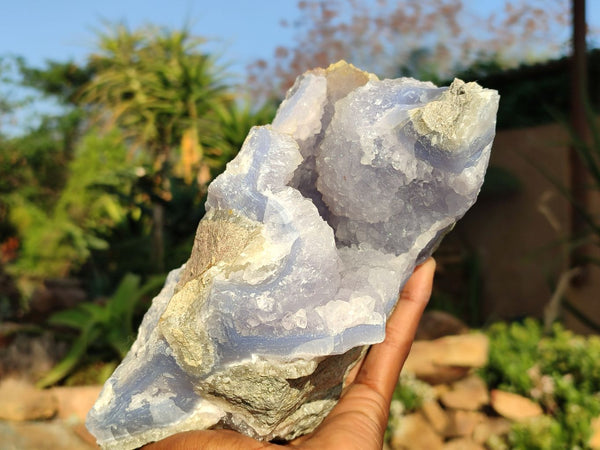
[569,0,590,281]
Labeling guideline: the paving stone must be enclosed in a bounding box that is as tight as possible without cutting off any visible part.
[442,437,485,450]
[403,334,488,384]
[472,417,512,444]
[0,378,57,421]
[412,365,472,385]
[390,413,444,450]
[421,400,449,434]
[432,383,451,398]
[440,375,489,411]
[0,420,96,449]
[490,389,543,421]
[444,410,486,438]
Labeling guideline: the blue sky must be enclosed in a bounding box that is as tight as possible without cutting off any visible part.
[1,0,298,78]
[0,0,300,133]
[1,0,599,135]
[3,0,599,77]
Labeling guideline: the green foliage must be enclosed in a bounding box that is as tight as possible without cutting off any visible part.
[81,23,230,177]
[207,99,277,177]
[5,130,136,280]
[0,57,89,188]
[63,361,118,387]
[80,173,206,297]
[508,415,565,450]
[0,58,12,129]
[481,319,541,394]
[0,59,90,290]
[7,198,107,280]
[481,319,600,448]
[76,23,236,272]
[1,115,75,203]
[17,58,94,105]
[36,272,165,388]
[385,373,435,443]
[2,25,271,294]
[58,130,134,232]
[391,373,434,412]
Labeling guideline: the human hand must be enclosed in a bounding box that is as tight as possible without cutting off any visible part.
[144,257,436,450]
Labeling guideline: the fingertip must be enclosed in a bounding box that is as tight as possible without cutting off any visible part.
[417,256,436,274]
[398,257,436,306]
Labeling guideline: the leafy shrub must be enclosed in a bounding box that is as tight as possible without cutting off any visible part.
[481,319,600,448]
[5,130,135,282]
[391,372,434,413]
[36,272,164,388]
[508,415,565,450]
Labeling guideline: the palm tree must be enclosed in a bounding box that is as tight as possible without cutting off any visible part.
[205,99,277,177]
[79,24,230,271]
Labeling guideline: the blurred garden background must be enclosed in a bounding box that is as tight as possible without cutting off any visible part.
[1,0,600,448]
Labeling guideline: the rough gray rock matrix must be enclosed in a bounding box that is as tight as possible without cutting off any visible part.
[86,61,499,449]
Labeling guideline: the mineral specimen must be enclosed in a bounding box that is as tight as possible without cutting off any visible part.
[86,61,499,449]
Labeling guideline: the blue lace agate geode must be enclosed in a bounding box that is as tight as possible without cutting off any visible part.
[87,61,499,449]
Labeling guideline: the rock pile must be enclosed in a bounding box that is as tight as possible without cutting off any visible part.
[388,311,600,450]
